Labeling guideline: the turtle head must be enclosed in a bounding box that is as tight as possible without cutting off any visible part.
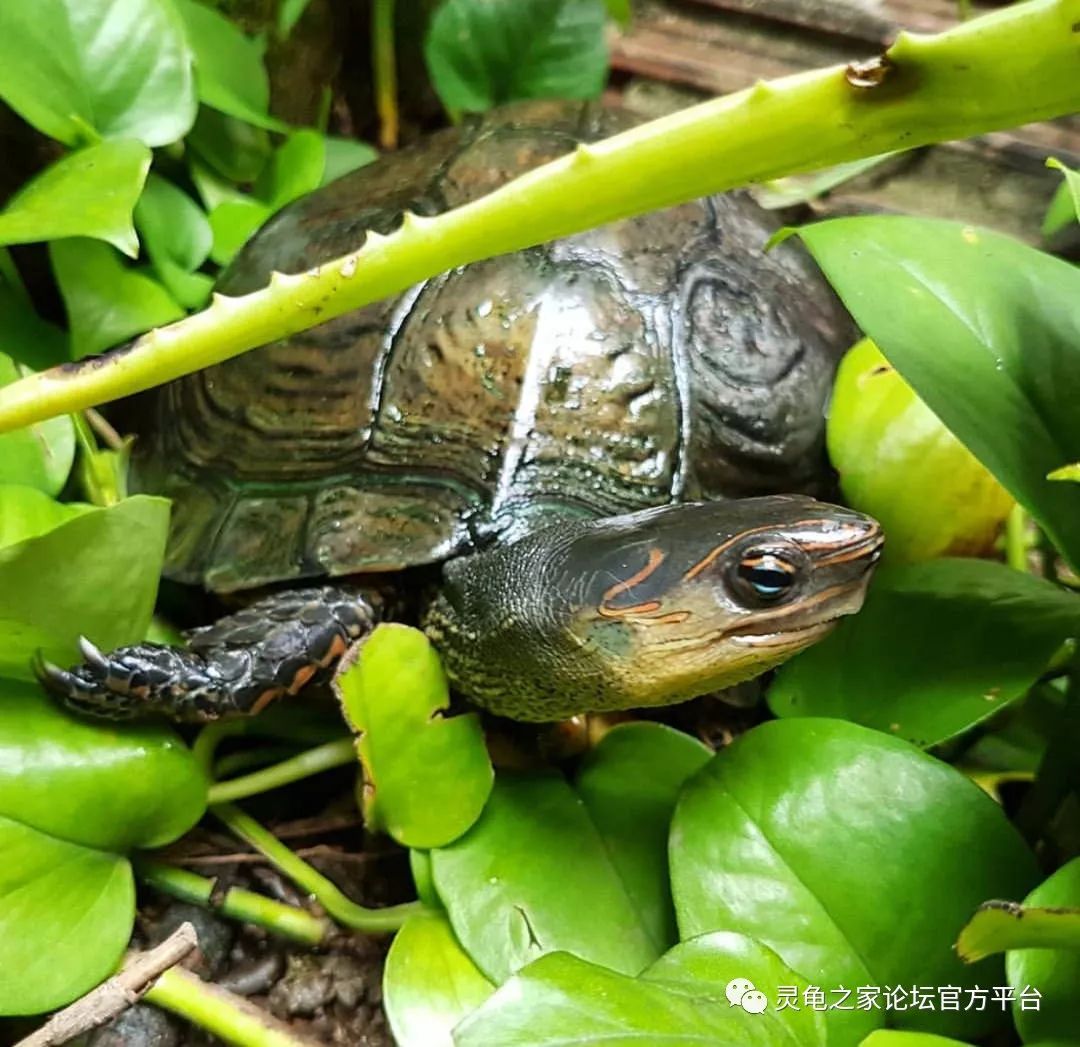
[424,496,883,721]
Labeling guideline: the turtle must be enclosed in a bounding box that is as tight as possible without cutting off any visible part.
[40,101,883,723]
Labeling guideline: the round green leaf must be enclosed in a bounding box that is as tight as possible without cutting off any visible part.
[0,280,68,371]
[0,817,133,1015]
[0,358,74,496]
[768,559,1080,748]
[135,173,212,274]
[0,680,207,853]
[255,131,326,211]
[207,198,271,267]
[860,1033,974,1047]
[424,0,609,114]
[0,486,88,552]
[793,216,1080,572]
[0,494,169,677]
[670,719,1039,1042]
[431,724,710,985]
[1006,858,1080,1043]
[175,0,288,131]
[453,950,800,1047]
[828,339,1013,564]
[643,932,830,1046]
[0,0,196,147]
[188,110,272,185]
[431,773,661,984]
[51,238,184,359]
[0,141,151,258]
[336,624,492,849]
[321,137,378,186]
[384,910,494,1047]
[574,723,710,952]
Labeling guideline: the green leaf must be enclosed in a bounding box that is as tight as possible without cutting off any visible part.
[959,900,1080,963]
[793,216,1080,571]
[828,339,1012,563]
[1047,462,1080,482]
[335,624,493,849]
[175,0,288,132]
[134,173,214,309]
[256,130,325,211]
[322,137,378,186]
[0,494,169,678]
[0,684,206,853]
[604,0,632,25]
[135,173,212,274]
[860,1034,975,1047]
[768,559,1080,748]
[51,239,184,358]
[670,719,1039,1042]
[431,725,708,985]
[0,486,89,553]
[643,932,829,1045]
[0,817,132,1016]
[0,281,69,370]
[207,199,271,267]
[0,141,151,258]
[0,359,74,496]
[0,0,196,147]
[1005,858,1080,1043]
[278,0,316,38]
[574,723,710,952]
[0,682,207,1015]
[187,108,272,184]
[453,949,812,1046]
[1045,158,1080,232]
[384,910,494,1047]
[424,0,609,114]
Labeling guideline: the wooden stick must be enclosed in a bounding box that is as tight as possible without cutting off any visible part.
[16,923,198,1047]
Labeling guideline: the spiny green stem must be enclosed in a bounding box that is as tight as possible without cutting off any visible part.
[135,858,329,945]
[0,0,1077,432]
[213,803,425,934]
[207,737,356,804]
[145,965,317,1047]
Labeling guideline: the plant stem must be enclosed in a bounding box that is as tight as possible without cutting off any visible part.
[1005,503,1030,572]
[1,0,1077,431]
[214,744,299,780]
[135,858,329,945]
[213,803,424,934]
[372,0,398,150]
[144,966,318,1047]
[207,737,356,803]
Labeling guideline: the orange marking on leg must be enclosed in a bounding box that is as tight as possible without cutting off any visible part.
[287,664,318,694]
[318,633,349,667]
[249,688,284,715]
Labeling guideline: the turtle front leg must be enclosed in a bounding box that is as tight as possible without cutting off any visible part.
[37,587,380,721]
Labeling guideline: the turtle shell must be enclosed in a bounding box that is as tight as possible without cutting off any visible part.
[132,101,852,592]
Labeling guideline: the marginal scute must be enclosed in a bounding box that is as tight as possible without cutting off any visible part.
[206,495,310,591]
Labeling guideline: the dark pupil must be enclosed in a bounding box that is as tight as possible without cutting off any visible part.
[738,557,793,599]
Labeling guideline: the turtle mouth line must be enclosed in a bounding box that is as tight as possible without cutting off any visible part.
[728,616,841,648]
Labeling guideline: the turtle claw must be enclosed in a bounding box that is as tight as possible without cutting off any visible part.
[77,635,111,675]
[34,648,139,720]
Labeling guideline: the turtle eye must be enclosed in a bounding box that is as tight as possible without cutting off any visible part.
[733,550,798,604]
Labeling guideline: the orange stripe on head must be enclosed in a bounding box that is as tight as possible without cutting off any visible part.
[601,547,665,606]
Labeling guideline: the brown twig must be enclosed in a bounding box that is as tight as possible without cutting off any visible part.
[16,923,198,1047]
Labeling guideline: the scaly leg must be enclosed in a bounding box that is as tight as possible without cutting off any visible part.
[38,587,379,721]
